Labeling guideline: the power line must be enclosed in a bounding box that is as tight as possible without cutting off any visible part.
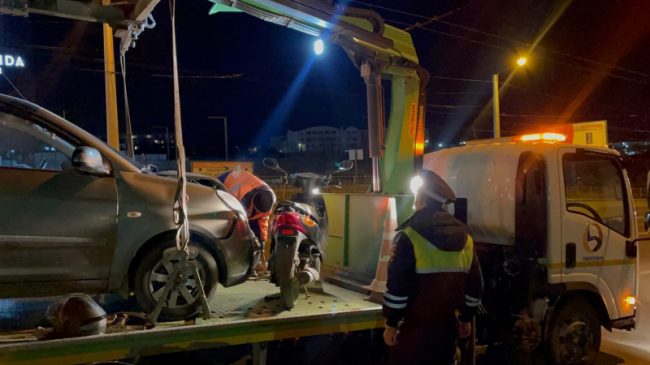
[429,74,644,116]
[351,0,649,80]
[384,18,510,51]
[0,73,26,99]
[386,18,648,86]
[404,9,457,32]
[428,103,482,109]
[67,66,243,80]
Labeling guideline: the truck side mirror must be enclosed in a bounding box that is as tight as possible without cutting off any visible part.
[72,147,109,176]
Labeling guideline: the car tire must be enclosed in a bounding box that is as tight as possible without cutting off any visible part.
[547,296,601,365]
[133,240,218,321]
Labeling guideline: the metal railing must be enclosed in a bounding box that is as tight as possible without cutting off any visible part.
[258,175,373,200]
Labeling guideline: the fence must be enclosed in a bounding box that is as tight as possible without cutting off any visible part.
[258,176,649,201]
[258,175,373,200]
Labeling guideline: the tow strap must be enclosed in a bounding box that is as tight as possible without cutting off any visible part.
[149,0,212,323]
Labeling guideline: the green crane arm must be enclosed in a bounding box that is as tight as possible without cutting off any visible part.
[209,0,428,194]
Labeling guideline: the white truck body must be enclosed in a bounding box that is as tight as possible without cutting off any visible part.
[424,138,641,363]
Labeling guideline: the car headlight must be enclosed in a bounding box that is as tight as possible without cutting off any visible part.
[409,175,423,195]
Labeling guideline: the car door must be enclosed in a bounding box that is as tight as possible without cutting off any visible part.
[560,148,636,318]
[0,110,118,296]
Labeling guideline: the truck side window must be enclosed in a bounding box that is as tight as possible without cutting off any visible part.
[0,112,75,171]
[563,153,628,236]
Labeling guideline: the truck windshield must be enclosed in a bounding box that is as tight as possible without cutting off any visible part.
[563,153,628,236]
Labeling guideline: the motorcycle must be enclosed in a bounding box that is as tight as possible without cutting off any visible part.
[263,157,353,309]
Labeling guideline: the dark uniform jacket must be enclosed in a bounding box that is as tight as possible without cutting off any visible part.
[382,205,484,329]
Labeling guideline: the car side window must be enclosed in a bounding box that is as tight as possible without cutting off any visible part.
[563,153,628,236]
[0,112,75,172]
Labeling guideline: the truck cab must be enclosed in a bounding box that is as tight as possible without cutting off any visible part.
[424,133,642,364]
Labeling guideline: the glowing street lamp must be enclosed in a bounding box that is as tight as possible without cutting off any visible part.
[516,56,528,67]
[313,39,324,55]
[493,55,528,138]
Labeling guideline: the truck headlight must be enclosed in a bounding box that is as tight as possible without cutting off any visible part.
[410,175,423,195]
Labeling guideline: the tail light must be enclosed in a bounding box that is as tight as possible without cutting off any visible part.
[274,212,306,236]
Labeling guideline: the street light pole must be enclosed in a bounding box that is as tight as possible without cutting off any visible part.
[492,73,500,138]
[208,116,229,160]
[492,56,527,139]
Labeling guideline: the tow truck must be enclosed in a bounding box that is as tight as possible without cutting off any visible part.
[0,1,644,365]
[0,1,423,364]
[425,129,645,364]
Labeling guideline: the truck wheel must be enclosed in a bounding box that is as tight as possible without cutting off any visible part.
[548,297,601,365]
[133,241,218,321]
[281,280,300,309]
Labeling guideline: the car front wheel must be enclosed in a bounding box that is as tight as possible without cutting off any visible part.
[133,240,218,321]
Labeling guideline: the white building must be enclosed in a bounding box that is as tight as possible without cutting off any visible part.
[271,126,368,155]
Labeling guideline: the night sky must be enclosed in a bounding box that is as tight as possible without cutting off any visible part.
[0,0,649,158]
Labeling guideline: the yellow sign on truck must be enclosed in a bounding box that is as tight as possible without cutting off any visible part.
[568,120,608,147]
[524,121,608,147]
[192,160,254,177]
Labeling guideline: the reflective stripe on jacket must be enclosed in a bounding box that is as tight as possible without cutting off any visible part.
[382,206,483,329]
[402,226,474,274]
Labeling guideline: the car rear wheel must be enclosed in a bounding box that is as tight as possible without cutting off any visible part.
[133,240,218,321]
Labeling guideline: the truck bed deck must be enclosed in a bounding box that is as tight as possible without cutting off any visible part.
[0,280,383,365]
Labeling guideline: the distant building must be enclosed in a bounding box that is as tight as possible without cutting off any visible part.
[120,132,175,158]
[271,126,368,156]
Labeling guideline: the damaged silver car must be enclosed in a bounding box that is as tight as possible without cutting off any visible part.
[0,94,259,320]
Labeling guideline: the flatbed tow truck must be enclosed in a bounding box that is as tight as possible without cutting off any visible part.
[10,1,640,365]
[0,281,383,365]
[0,1,423,363]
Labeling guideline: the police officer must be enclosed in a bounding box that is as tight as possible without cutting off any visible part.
[382,169,483,365]
[219,168,276,272]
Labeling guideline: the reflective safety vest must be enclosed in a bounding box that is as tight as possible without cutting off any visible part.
[222,170,268,202]
[222,170,274,222]
[402,226,474,274]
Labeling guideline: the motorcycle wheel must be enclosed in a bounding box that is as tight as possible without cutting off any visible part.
[280,280,300,309]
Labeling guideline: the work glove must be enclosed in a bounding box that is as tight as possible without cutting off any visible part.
[383,325,399,346]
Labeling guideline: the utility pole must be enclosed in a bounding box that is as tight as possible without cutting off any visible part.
[208,116,229,160]
[492,73,500,139]
[102,0,119,149]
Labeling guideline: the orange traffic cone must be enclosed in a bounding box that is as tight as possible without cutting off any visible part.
[364,197,398,304]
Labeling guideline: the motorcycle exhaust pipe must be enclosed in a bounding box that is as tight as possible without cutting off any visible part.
[297,266,320,285]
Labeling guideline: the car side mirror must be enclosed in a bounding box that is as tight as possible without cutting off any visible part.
[72,147,109,175]
[645,212,650,232]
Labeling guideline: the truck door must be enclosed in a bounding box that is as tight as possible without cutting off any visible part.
[560,149,636,319]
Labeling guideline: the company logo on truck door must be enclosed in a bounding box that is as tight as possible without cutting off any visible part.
[582,222,603,253]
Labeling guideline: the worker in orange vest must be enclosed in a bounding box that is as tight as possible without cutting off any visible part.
[218,169,276,273]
